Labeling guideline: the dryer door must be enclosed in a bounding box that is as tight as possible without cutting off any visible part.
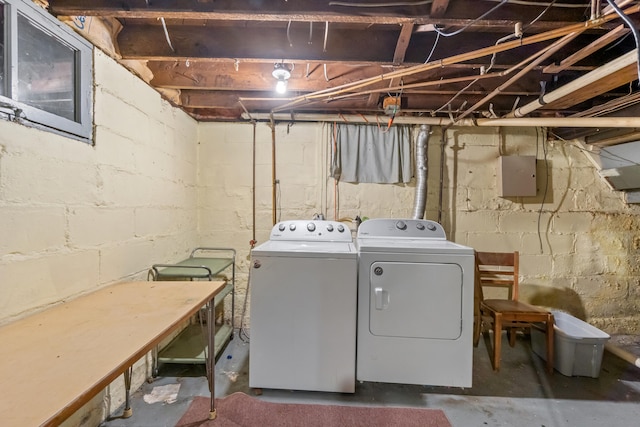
[369,261,463,339]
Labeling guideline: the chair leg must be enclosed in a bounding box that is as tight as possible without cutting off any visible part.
[508,327,517,347]
[493,314,502,371]
[473,313,481,347]
[546,314,555,374]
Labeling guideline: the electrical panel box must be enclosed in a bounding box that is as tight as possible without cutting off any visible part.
[497,156,537,197]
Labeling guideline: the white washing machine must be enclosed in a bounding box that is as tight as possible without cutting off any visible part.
[249,220,357,393]
[356,218,475,387]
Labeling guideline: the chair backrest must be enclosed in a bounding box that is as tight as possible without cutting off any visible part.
[475,251,519,301]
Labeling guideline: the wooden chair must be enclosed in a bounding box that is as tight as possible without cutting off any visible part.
[473,251,555,373]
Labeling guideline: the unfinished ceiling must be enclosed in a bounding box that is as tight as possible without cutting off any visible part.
[47,1,640,135]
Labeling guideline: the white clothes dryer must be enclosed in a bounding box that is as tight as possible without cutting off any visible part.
[356,218,475,387]
[249,220,357,393]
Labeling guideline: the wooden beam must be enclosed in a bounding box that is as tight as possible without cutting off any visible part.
[118,24,402,63]
[543,63,638,110]
[180,89,372,110]
[430,0,451,18]
[393,23,414,65]
[48,0,586,33]
[543,25,630,74]
[147,62,393,91]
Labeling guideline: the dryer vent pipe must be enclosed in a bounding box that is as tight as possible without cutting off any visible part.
[412,124,430,219]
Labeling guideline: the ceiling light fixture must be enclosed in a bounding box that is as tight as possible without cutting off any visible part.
[272,63,292,94]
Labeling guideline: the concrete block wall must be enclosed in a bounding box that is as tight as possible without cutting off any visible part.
[197,122,325,328]
[0,49,199,424]
[2,47,639,425]
[198,122,640,334]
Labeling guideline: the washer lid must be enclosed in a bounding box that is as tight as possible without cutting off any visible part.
[252,240,357,258]
[270,220,353,242]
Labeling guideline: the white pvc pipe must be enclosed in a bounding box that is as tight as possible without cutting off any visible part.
[478,117,640,128]
[506,50,637,118]
[605,342,640,368]
[243,113,640,128]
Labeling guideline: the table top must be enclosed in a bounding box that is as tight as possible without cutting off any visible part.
[153,257,234,278]
[0,280,226,427]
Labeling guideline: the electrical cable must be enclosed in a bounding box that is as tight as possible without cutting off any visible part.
[487,0,555,73]
[599,146,640,166]
[483,0,589,7]
[424,31,440,63]
[329,0,434,7]
[487,33,519,73]
[549,131,640,166]
[238,266,252,342]
[276,180,282,222]
[536,127,550,254]
[332,122,340,220]
[605,0,640,84]
[434,78,479,113]
[159,17,175,52]
[605,32,631,51]
[324,21,329,52]
[524,0,559,30]
[287,20,293,47]
[433,0,510,37]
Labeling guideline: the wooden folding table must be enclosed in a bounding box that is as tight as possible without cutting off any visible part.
[0,280,226,426]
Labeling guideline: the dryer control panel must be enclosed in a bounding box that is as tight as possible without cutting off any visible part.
[270,220,352,241]
[357,218,446,239]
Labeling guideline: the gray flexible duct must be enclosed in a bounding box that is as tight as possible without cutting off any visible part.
[412,125,430,219]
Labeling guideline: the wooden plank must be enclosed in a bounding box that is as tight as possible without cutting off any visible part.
[543,25,630,74]
[48,0,584,32]
[393,23,414,65]
[543,63,638,110]
[118,24,401,63]
[148,62,392,91]
[0,280,226,427]
[430,0,451,18]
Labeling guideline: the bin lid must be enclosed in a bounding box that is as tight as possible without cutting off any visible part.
[552,310,610,341]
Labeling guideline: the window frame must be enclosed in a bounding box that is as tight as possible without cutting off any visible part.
[0,0,93,142]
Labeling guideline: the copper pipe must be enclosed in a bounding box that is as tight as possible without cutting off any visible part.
[272,6,638,112]
[455,30,582,123]
[252,121,257,246]
[270,115,277,226]
[327,47,564,105]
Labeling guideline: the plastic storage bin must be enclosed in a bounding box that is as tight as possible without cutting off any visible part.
[531,310,610,378]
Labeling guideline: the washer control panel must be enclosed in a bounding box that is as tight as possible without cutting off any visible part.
[270,220,351,241]
[358,218,446,239]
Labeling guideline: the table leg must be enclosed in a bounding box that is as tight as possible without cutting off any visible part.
[122,366,133,418]
[206,299,217,420]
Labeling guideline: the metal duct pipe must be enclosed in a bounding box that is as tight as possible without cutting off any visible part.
[412,125,430,220]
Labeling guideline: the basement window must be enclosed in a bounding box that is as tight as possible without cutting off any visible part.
[0,0,93,142]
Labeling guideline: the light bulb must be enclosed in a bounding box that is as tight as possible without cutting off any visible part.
[275,79,288,94]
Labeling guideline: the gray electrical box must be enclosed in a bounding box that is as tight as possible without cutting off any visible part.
[497,156,537,197]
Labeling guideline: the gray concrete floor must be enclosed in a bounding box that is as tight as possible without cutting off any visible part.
[102,331,640,427]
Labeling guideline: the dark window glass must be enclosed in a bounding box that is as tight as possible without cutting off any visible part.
[0,5,5,97]
[17,13,76,121]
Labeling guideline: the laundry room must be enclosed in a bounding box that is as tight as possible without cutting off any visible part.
[2,1,640,426]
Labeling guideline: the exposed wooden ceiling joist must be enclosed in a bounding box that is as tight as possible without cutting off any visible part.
[46,0,640,132]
